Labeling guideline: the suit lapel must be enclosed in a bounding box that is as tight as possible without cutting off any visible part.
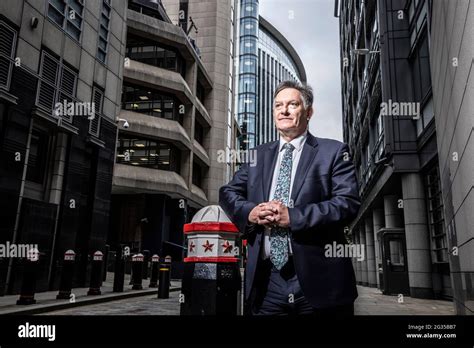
[261,140,279,201]
[290,133,319,203]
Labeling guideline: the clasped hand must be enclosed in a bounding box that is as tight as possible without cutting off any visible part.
[248,200,290,228]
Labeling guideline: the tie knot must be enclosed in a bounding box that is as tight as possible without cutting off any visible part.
[282,143,295,152]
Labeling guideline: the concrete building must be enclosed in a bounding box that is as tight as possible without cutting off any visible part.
[0,0,127,294]
[234,0,306,150]
[108,0,236,260]
[336,0,473,314]
[429,0,474,315]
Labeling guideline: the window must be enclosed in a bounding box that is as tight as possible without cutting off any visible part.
[425,166,448,263]
[97,0,111,63]
[89,87,103,137]
[47,0,84,41]
[238,93,255,114]
[408,0,427,46]
[116,136,181,173]
[26,129,50,184]
[0,20,17,90]
[126,34,186,77]
[196,80,205,103]
[128,0,166,21]
[240,18,257,37]
[122,83,182,123]
[192,162,202,188]
[240,56,256,74]
[36,51,78,123]
[410,29,432,135]
[241,0,257,18]
[389,240,405,266]
[194,120,204,144]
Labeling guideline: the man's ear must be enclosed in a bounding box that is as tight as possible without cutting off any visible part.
[306,107,314,120]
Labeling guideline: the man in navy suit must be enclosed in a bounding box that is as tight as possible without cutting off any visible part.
[219,81,360,316]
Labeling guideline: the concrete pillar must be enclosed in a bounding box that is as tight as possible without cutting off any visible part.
[365,215,377,287]
[372,208,384,289]
[359,223,368,286]
[383,195,404,228]
[354,228,362,285]
[401,173,434,299]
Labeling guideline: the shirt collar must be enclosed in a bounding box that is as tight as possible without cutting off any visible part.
[279,130,308,153]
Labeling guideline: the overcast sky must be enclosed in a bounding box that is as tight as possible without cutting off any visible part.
[259,0,343,141]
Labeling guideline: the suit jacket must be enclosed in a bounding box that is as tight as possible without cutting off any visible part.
[219,133,360,309]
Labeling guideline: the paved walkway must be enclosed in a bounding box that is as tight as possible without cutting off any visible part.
[0,275,455,315]
[0,272,181,315]
[354,286,455,315]
[41,291,181,315]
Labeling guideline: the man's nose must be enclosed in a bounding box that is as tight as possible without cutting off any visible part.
[280,105,290,114]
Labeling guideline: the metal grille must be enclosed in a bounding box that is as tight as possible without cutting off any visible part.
[37,51,77,124]
[0,21,16,89]
[37,53,59,111]
[89,88,103,137]
[60,66,76,96]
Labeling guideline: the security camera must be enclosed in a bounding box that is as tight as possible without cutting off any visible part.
[117,118,129,129]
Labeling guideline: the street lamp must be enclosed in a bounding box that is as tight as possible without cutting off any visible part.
[352,48,380,55]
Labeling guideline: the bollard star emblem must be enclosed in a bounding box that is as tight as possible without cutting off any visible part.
[222,240,233,253]
[189,241,196,253]
[202,240,214,252]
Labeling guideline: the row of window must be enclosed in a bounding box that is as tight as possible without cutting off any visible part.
[122,83,182,124]
[36,51,104,138]
[47,0,111,63]
[351,0,433,180]
[116,136,181,173]
[116,136,206,188]
[122,82,209,147]
[0,18,105,139]
[257,47,299,146]
[128,0,166,21]
[258,28,299,76]
[126,34,186,77]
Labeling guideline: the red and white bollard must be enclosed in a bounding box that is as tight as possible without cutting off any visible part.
[57,250,75,299]
[180,205,241,315]
[87,251,103,295]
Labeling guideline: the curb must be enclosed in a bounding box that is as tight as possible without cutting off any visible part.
[1,287,181,315]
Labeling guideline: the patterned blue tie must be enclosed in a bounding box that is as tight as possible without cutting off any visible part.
[270,142,295,270]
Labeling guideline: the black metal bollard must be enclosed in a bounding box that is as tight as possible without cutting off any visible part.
[56,250,75,299]
[87,251,103,295]
[16,248,40,305]
[149,254,160,288]
[113,245,126,292]
[142,250,150,280]
[158,255,172,299]
[131,253,144,290]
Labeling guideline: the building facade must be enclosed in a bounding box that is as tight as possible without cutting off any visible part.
[429,0,474,315]
[234,0,306,151]
[108,0,236,260]
[336,0,473,314]
[0,0,127,294]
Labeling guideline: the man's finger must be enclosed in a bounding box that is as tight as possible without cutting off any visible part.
[257,217,273,225]
[258,209,275,217]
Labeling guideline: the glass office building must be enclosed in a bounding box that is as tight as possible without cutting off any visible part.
[235,0,306,150]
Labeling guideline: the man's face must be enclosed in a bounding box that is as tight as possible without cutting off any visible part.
[273,88,312,137]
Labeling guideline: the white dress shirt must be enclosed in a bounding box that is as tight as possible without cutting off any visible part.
[262,130,308,260]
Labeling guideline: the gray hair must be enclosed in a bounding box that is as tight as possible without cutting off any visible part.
[273,80,313,109]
